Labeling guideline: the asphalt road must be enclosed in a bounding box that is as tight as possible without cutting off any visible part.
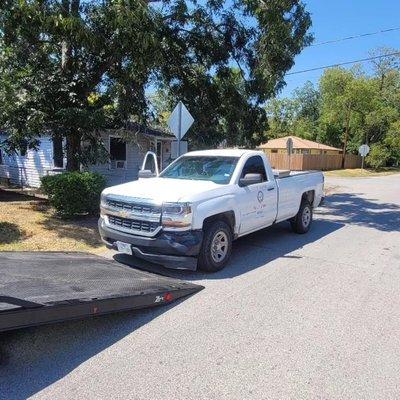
[1,174,400,400]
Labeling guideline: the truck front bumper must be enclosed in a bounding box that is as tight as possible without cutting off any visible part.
[98,217,202,271]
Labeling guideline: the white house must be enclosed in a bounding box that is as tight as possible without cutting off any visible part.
[0,124,175,188]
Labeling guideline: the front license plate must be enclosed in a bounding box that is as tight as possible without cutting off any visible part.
[116,241,132,255]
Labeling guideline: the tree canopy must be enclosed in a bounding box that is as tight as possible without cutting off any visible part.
[264,48,400,168]
[0,0,313,169]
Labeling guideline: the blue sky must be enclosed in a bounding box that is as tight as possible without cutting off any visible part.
[281,0,400,97]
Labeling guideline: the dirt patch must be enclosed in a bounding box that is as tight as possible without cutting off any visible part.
[0,189,103,253]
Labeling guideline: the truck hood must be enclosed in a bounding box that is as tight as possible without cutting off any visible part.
[102,177,224,203]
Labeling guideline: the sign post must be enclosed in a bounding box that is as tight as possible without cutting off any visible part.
[358,144,370,169]
[168,101,194,157]
[286,138,293,170]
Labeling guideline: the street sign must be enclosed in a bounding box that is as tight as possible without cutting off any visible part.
[171,140,188,159]
[168,102,194,140]
[358,144,370,169]
[358,144,370,157]
[167,101,194,157]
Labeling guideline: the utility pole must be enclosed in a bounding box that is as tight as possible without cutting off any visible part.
[342,107,351,169]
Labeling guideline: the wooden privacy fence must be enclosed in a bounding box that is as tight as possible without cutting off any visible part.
[266,153,362,171]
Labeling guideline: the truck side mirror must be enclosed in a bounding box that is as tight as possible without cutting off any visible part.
[138,169,156,179]
[239,173,263,187]
[140,151,159,179]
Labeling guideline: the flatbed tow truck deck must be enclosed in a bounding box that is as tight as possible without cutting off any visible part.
[0,252,203,333]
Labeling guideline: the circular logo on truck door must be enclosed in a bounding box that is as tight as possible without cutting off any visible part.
[257,191,264,203]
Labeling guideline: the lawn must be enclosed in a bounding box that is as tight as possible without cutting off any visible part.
[324,167,400,178]
[0,189,103,253]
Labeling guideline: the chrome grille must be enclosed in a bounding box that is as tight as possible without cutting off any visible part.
[108,216,159,233]
[106,199,161,214]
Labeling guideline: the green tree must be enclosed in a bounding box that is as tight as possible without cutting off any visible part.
[0,0,313,168]
[0,0,159,170]
[366,143,390,169]
[383,121,400,166]
[262,48,400,169]
[319,67,376,166]
[264,81,320,141]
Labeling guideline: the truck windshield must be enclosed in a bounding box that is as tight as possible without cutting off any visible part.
[160,156,239,184]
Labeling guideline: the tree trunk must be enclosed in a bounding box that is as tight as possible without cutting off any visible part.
[62,0,81,172]
[66,134,81,171]
[341,108,351,169]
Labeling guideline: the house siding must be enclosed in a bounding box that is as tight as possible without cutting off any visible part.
[0,135,55,188]
[0,132,174,188]
[88,132,153,187]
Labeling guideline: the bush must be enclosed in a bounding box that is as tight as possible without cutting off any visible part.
[41,172,106,218]
[365,144,391,170]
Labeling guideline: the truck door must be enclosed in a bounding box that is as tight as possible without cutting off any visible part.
[237,155,278,234]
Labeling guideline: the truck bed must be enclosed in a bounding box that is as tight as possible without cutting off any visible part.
[0,252,203,332]
[273,169,321,179]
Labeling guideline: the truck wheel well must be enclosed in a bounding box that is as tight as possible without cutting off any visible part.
[302,190,315,206]
[203,211,235,232]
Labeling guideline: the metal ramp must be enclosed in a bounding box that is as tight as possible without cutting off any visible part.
[0,252,203,333]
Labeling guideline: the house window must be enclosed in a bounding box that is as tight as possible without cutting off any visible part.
[271,149,278,153]
[110,136,126,169]
[53,137,64,168]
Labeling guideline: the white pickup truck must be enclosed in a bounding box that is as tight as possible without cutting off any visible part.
[99,149,324,272]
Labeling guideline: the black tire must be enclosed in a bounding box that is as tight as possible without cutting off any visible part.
[198,221,233,272]
[291,200,313,234]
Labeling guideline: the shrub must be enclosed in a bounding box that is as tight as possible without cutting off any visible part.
[41,172,106,218]
[365,144,390,170]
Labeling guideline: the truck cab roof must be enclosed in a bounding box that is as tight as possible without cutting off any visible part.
[183,149,263,158]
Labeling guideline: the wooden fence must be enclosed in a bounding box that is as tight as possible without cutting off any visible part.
[265,153,362,171]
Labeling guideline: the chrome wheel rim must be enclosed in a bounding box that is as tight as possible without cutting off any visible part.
[302,207,311,227]
[211,231,228,263]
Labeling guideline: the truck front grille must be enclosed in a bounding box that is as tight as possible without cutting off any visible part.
[106,199,161,215]
[108,215,160,233]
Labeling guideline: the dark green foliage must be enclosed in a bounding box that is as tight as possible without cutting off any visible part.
[0,0,313,165]
[366,144,391,170]
[41,172,106,218]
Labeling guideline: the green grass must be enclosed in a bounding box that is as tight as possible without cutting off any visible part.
[324,167,400,178]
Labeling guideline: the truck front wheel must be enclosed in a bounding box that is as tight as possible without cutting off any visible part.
[198,221,232,272]
[291,200,313,234]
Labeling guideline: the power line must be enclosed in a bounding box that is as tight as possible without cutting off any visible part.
[311,27,400,46]
[286,52,400,76]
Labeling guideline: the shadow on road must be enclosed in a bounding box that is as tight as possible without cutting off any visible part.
[2,191,397,398]
[114,218,345,281]
[0,301,186,400]
[114,191,400,280]
[319,192,400,232]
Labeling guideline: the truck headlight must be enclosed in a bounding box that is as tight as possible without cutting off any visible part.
[100,192,108,217]
[100,192,107,206]
[161,202,192,229]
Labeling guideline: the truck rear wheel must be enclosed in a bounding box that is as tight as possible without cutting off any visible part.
[198,221,232,272]
[291,200,313,234]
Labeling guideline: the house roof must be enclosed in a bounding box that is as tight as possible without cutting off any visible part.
[0,124,175,140]
[258,136,341,151]
[127,122,175,140]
